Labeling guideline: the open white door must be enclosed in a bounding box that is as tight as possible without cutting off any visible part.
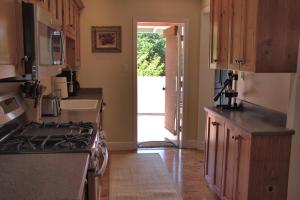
[163,25,184,145]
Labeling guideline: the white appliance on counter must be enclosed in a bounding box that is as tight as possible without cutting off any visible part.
[0,93,108,200]
[54,77,69,99]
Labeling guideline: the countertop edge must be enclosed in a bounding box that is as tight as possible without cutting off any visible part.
[77,153,90,200]
[204,107,295,136]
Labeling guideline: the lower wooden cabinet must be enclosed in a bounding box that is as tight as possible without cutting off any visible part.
[204,113,225,197]
[204,111,292,200]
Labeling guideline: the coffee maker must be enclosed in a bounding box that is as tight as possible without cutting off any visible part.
[57,69,80,96]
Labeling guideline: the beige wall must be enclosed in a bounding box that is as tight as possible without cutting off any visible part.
[198,7,214,149]
[78,0,203,144]
[287,41,300,200]
[236,72,293,113]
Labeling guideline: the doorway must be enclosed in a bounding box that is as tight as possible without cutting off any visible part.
[133,19,186,148]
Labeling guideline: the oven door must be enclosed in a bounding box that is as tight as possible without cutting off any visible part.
[36,6,64,66]
[88,140,108,200]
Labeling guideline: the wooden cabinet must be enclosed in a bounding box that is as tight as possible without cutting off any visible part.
[204,113,225,196]
[209,0,229,69]
[0,0,23,79]
[63,0,84,67]
[222,123,251,200]
[210,0,300,73]
[28,0,63,24]
[204,110,293,200]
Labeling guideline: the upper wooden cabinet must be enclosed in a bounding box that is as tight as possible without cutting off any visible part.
[209,0,300,73]
[63,0,83,39]
[63,0,84,67]
[32,0,63,24]
[209,0,229,69]
[0,0,23,79]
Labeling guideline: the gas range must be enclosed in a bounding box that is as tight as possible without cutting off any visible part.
[0,122,98,154]
[0,93,108,200]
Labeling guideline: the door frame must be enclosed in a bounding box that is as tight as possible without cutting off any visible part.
[197,6,215,150]
[133,17,189,149]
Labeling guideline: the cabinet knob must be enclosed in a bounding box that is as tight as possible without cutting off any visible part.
[213,59,219,63]
[239,59,245,64]
[231,135,240,140]
[211,121,218,126]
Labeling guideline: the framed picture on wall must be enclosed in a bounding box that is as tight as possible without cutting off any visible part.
[91,26,122,53]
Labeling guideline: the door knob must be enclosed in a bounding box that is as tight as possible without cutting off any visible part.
[162,87,166,91]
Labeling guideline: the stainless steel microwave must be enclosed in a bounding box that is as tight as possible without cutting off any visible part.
[21,2,65,80]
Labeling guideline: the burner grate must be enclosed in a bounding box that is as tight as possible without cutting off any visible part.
[0,121,97,153]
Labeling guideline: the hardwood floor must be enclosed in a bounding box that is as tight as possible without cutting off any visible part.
[99,148,218,200]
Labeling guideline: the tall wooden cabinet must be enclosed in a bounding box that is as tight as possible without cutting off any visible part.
[0,0,23,79]
[204,109,293,200]
[209,0,300,72]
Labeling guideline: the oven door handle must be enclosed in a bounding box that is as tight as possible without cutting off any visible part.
[95,147,108,177]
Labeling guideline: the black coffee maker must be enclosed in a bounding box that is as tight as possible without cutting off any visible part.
[57,69,80,96]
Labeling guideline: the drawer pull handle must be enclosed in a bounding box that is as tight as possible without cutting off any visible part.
[211,122,218,126]
[232,135,240,140]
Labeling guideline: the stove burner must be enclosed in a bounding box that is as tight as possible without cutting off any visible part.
[0,121,97,154]
[0,133,93,153]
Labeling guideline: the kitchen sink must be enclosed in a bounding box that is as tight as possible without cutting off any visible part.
[60,99,98,110]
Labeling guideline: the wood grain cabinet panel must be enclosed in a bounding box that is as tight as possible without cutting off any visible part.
[63,0,83,67]
[209,0,229,69]
[204,111,292,200]
[210,0,300,72]
[0,0,23,78]
[204,113,225,197]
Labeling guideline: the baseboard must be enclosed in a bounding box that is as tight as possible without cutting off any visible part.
[181,140,197,149]
[107,142,137,151]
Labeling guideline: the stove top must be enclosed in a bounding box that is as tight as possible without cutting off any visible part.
[0,122,97,154]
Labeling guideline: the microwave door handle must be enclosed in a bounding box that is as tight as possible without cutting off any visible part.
[60,31,65,64]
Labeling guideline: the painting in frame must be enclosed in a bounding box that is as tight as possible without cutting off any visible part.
[91,26,122,53]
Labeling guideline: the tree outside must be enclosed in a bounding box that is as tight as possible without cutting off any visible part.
[137,33,166,76]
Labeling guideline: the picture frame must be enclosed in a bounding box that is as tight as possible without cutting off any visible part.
[91,26,122,53]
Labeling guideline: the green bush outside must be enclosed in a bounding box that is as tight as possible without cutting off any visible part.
[137,33,166,76]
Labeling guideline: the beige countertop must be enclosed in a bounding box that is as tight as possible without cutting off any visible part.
[43,88,103,124]
[0,153,89,200]
[205,102,294,136]
[0,88,103,200]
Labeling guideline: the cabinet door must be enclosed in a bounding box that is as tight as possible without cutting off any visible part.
[51,0,63,24]
[228,0,242,70]
[239,0,257,72]
[204,114,216,185]
[63,0,70,28]
[204,113,225,197]
[222,123,239,200]
[210,0,229,69]
[36,0,49,11]
[222,123,251,200]
[0,0,23,77]
[235,130,251,200]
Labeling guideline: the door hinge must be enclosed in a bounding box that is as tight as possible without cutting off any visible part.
[180,35,184,41]
[180,81,183,88]
[179,126,182,132]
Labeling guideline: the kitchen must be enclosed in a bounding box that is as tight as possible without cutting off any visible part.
[0,0,300,200]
